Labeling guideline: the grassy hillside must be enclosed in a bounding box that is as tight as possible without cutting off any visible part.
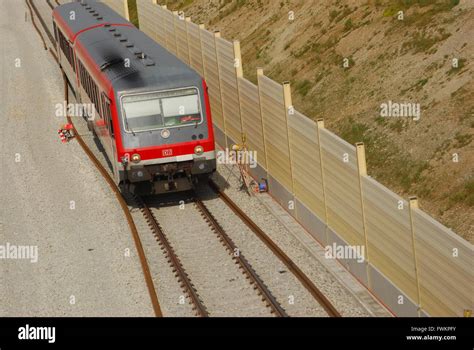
[133,0,474,242]
[128,0,139,27]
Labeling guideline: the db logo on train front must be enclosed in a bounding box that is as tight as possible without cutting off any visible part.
[162,149,173,157]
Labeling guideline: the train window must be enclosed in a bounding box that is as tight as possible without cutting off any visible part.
[86,74,90,97]
[71,49,76,73]
[162,93,200,127]
[122,95,162,132]
[81,64,85,91]
[121,88,202,133]
[91,81,95,107]
[79,62,84,89]
[58,30,74,71]
[87,76,92,103]
[77,58,99,117]
[93,85,100,117]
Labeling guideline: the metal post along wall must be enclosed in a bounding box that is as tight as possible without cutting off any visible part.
[123,0,129,20]
[356,142,371,290]
[256,68,269,178]
[409,196,422,317]
[185,17,192,65]
[233,40,245,145]
[316,118,329,245]
[213,31,229,150]
[282,81,296,213]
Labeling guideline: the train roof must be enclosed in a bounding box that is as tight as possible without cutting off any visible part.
[53,1,202,92]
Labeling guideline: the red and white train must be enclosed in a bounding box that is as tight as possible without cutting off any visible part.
[53,1,216,194]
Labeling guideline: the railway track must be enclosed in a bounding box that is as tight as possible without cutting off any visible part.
[134,194,209,317]
[208,180,341,317]
[28,0,341,317]
[138,193,282,316]
[193,195,288,316]
[136,192,287,316]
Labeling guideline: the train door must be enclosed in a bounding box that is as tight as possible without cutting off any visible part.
[101,93,117,175]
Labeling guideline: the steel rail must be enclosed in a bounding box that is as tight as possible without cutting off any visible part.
[28,0,55,44]
[25,0,47,50]
[208,179,342,317]
[29,0,163,317]
[193,196,288,317]
[138,196,209,317]
[46,0,54,10]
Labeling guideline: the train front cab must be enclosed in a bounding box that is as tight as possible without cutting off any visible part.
[115,82,216,195]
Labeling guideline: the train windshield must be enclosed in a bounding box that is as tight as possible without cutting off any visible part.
[121,88,202,133]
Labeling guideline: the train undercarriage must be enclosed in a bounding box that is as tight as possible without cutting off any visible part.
[120,158,216,195]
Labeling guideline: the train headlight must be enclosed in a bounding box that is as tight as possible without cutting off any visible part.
[161,129,170,139]
[131,153,141,163]
[194,145,204,156]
